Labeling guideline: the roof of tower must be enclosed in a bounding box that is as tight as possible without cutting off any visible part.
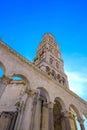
[42,33,54,41]
[38,33,59,50]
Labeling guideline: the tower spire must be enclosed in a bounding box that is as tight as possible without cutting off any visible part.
[34,33,69,88]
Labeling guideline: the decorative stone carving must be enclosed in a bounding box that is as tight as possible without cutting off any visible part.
[1,75,12,84]
[26,89,37,97]
[57,74,60,80]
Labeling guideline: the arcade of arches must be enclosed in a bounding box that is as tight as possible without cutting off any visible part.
[0,34,87,130]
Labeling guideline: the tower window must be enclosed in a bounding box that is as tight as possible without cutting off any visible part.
[50,58,53,64]
[51,70,56,79]
[57,74,60,79]
[46,66,50,75]
[56,62,59,69]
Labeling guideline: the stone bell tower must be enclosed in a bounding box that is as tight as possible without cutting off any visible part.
[34,33,69,88]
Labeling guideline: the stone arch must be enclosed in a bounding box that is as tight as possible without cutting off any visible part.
[54,97,66,111]
[69,104,81,118]
[37,87,50,103]
[11,74,30,90]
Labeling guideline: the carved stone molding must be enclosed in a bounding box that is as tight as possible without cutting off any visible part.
[26,89,37,97]
[61,110,70,118]
[48,102,54,109]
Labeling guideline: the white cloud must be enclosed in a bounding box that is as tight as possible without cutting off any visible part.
[65,71,87,100]
[63,53,87,101]
[66,71,87,83]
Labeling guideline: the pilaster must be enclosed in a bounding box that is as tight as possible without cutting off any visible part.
[41,102,49,130]
[19,89,37,130]
[48,102,54,130]
[14,93,28,130]
[33,95,41,130]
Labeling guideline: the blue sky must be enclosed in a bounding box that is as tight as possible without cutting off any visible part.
[0,0,87,102]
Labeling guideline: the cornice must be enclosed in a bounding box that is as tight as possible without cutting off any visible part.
[0,41,32,66]
[0,41,87,106]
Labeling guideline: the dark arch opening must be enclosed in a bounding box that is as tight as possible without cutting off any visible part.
[53,99,63,130]
[37,87,50,103]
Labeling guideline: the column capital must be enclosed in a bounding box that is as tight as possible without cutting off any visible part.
[61,110,70,118]
[48,102,54,109]
[26,89,37,97]
[1,75,12,84]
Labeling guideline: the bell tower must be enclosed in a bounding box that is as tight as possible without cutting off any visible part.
[34,33,69,88]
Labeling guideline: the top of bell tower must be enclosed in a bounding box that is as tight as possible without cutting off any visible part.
[33,33,69,89]
[38,33,59,50]
[42,33,55,44]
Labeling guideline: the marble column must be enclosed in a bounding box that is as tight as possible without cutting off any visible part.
[29,92,38,130]
[78,118,85,130]
[48,102,54,130]
[14,93,28,130]
[19,90,37,130]
[68,112,77,130]
[61,111,71,130]
[33,95,41,130]
[9,112,18,130]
